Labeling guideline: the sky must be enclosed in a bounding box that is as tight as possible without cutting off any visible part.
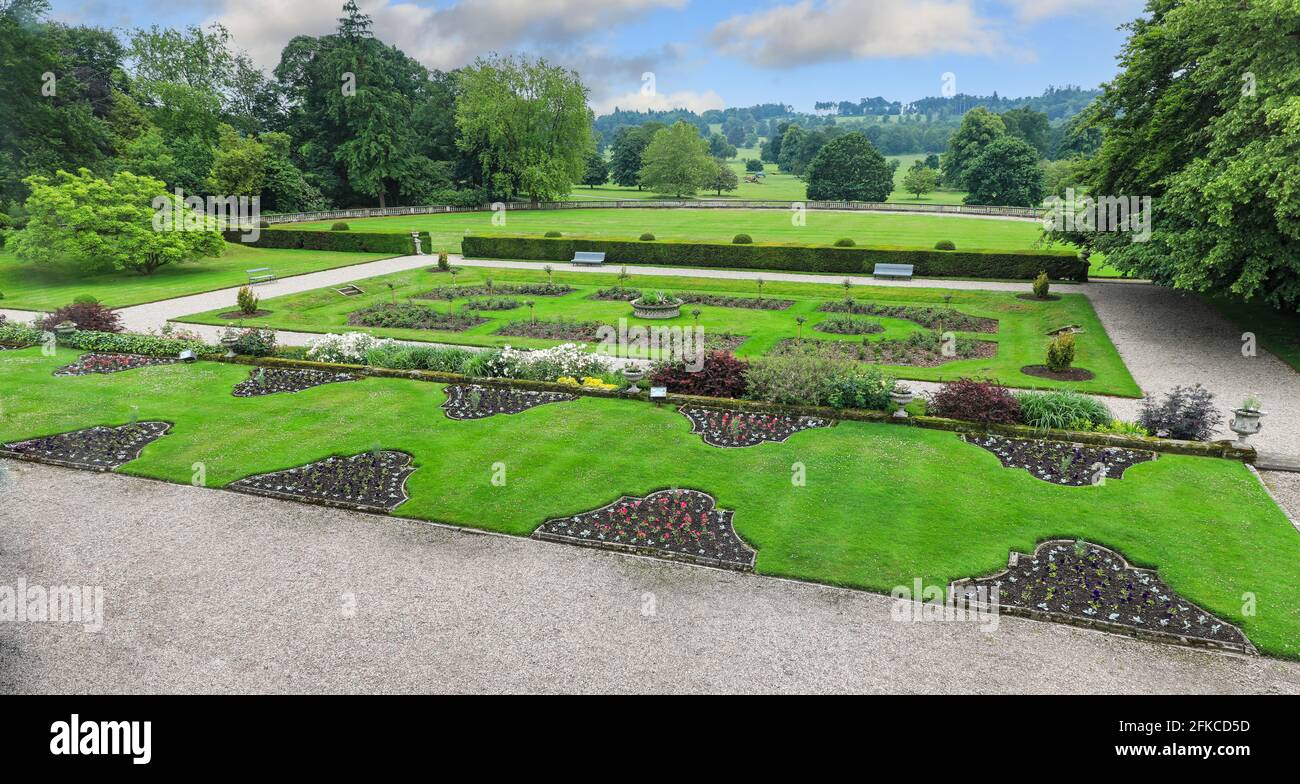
[50,0,1148,114]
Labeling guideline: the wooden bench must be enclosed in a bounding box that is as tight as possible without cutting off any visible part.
[872,263,914,281]
[246,267,276,285]
[572,252,606,266]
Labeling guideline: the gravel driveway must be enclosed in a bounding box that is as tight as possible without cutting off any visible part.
[2,459,1297,695]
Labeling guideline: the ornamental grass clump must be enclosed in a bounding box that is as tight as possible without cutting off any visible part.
[1015,389,1111,431]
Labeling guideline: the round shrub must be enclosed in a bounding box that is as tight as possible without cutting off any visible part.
[833,238,856,247]
[544,231,563,238]
[1033,271,1051,299]
[651,351,750,399]
[72,295,100,306]
[330,222,349,231]
[1045,333,1076,372]
[259,219,271,229]
[640,233,656,241]
[927,379,1021,426]
[934,240,956,250]
[37,301,122,333]
[732,233,753,244]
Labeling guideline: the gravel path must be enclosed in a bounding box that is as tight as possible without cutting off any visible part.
[1,459,1298,695]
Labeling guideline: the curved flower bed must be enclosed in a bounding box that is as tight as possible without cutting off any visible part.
[952,540,1254,653]
[228,450,415,512]
[442,383,578,420]
[819,301,998,333]
[770,334,996,367]
[681,405,831,448]
[533,489,756,570]
[963,434,1156,486]
[418,283,574,300]
[55,353,179,376]
[232,367,359,397]
[347,303,486,332]
[589,289,793,310]
[0,422,171,471]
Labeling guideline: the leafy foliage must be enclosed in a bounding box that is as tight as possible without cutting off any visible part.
[1015,390,1111,430]
[37,301,123,333]
[963,135,1045,207]
[927,379,1022,425]
[1046,333,1076,371]
[638,121,713,198]
[651,351,751,399]
[805,133,892,202]
[1138,385,1223,441]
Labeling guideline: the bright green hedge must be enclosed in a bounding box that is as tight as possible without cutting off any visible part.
[223,229,430,255]
[462,235,1088,281]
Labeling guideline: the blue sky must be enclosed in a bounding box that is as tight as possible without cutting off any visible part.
[51,0,1147,113]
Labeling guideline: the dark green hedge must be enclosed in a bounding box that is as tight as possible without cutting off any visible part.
[462,235,1087,281]
[223,229,430,255]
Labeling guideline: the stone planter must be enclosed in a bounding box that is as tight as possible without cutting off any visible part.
[891,389,915,419]
[1229,408,1266,447]
[631,298,683,320]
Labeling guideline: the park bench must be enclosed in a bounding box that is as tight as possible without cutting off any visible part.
[572,251,606,266]
[872,263,914,281]
[246,267,276,285]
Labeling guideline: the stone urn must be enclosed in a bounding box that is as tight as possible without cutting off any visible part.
[623,367,646,395]
[1229,406,1267,447]
[891,385,915,419]
[631,295,683,320]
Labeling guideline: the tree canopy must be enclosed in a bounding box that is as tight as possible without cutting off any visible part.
[638,121,713,198]
[804,133,893,202]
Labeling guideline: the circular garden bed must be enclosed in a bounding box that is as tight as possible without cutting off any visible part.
[952,540,1253,653]
[1021,364,1096,382]
[0,422,171,471]
[55,353,180,376]
[533,489,756,570]
[232,367,359,397]
[228,450,416,513]
[963,434,1156,486]
[681,405,831,448]
[442,384,578,420]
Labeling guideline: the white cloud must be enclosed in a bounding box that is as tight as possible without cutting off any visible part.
[710,0,1006,67]
[592,88,725,115]
[999,0,1139,23]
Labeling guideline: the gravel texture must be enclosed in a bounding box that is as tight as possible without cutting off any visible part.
[2,458,1298,695]
[1258,470,1300,534]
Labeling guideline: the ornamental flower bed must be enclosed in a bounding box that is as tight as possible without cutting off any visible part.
[418,283,573,300]
[533,489,756,570]
[232,367,359,397]
[819,301,998,333]
[0,422,171,471]
[347,302,487,332]
[963,434,1156,486]
[590,288,793,311]
[442,383,578,420]
[952,540,1253,653]
[228,451,416,513]
[54,353,180,376]
[815,314,885,336]
[770,333,995,367]
[495,318,604,341]
[681,405,830,448]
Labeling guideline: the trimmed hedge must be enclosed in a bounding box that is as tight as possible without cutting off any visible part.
[223,228,430,255]
[462,235,1087,281]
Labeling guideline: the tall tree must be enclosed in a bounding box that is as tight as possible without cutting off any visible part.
[1000,107,1051,156]
[940,107,1005,188]
[1053,0,1300,307]
[456,54,593,202]
[609,123,661,189]
[581,152,609,188]
[707,158,739,196]
[638,121,712,198]
[963,136,1044,207]
[804,132,893,202]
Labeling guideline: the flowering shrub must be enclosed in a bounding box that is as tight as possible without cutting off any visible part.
[651,351,750,399]
[38,301,122,333]
[306,332,393,364]
[1138,385,1222,441]
[467,343,613,382]
[556,376,619,391]
[927,379,1022,425]
[219,326,276,357]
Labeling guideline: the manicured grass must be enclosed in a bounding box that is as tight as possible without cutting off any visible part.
[1209,295,1300,373]
[0,244,393,312]
[284,207,1046,254]
[0,345,1294,657]
[178,265,1142,396]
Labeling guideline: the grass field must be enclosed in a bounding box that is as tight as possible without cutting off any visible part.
[287,207,1045,253]
[180,264,1141,396]
[0,244,392,312]
[0,345,1293,657]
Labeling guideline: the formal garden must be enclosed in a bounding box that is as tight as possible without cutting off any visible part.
[0,338,1295,658]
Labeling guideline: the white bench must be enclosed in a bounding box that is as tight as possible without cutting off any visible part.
[572,252,606,266]
[872,263,914,281]
[246,267,276,285]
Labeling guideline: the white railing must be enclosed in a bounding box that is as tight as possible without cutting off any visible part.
[266,199,1045,225]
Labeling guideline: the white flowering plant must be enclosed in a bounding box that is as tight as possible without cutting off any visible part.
[306,332,394,364]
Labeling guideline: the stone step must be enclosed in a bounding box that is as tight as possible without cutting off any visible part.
[1255,452,1300,473]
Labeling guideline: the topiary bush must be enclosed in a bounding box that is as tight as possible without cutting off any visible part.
[935,240,956,250]
[640,233,656,241]
[927,378,1021,425]
[37,301,123,333]
[732,233,753,244]
[330,221,349,231]
[437,251,450,271]
[1015,390,1111,430]
[237,285,260,315]
[544,231,563,238]
[1033,271,1051,299]
[833,238,856,247]
[651,351,750,399]
[1138,385,1222,441]
[1045,332,1076,372]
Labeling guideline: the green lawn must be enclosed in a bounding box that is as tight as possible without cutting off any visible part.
[0,345,1294,657]
[179,265,1141,396]
[0,244,394,312]
[286,207,1045,253]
